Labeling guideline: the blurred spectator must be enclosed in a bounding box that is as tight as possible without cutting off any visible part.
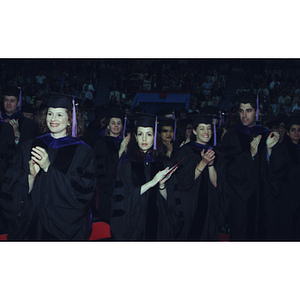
[278,90,291,105]
[202,76,212,96]
[36,71,46,84]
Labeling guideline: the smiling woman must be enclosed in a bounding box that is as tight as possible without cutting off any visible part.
[46,107,69,138]
[173,115,227,240]
[0,94,96,240]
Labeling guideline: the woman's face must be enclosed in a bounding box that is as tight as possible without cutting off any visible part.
[287,124,300,144]
[136,126,154,153]
[108,117,122,137]
[160,126,174,143]
[185,124,193,138]
[193,123,212,145]
[46,107,69,138]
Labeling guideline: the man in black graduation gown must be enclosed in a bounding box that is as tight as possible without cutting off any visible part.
[2,87,38,152]
[220,92,274,241]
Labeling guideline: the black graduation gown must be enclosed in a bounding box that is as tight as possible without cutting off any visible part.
[0,121,15,233]
[220,123,270,240]
[173,142,227,241]
[94,135,123,223]
[110,152,184,241]
[0,134,96,240]
[261,138,300,240]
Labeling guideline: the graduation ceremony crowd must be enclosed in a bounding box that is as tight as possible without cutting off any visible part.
[0,59,300,241]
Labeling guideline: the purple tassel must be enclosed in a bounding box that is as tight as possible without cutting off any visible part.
[123,114,127,136]
[72,98,77,137]
[173,110,176,141]
[154,116,157,150]
[256,94,259,121]
[213,120,217,147]
[219,109,222,126]
[19,87,22,111]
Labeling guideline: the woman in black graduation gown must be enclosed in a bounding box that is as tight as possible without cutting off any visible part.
[110,114,183,241]
[0,94,96,240]
[173,115,227,241]
[93,108,130,224]
[262,116,300,240]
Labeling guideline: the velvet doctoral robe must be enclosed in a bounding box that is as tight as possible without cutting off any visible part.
[173,142,227,241]
[0,134,96,240]
[110,152,184,241]
[220,123,270,240]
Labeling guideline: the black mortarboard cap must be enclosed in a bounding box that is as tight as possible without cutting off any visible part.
[132,113,156,128]
[42,92,85,109]
[47,95,72,110]
[107,107,125,120]
[158,116,175,129]
[3,86,20,97]
[21,104,35,114]
[193,115,213,127]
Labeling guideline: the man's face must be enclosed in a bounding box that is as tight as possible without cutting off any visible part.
[287,124,300,144]
[160,126,174,143]
[239,103,256,127]
[4,95,18,115]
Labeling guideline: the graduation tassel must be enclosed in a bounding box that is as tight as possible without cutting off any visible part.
[18,87,22,111]
[154,116,158,150]
[256,94,259,121]
[173,110,176,141]
[72,98,77,137]
[213,118,217,147]
[123,113,127,136]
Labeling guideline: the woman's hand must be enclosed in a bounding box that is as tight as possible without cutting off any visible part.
[159,166,178,187]
[201,149,215,165]
[31,146,50,173]
[119,133,131,157]
[152,167,170,186]
[29,159,40,178]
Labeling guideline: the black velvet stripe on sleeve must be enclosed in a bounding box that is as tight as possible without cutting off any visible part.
[53,145,78,174]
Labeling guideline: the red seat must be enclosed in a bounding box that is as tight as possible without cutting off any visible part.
[89,221,111,241]
[0,233,8,241]
[219,233,230,242]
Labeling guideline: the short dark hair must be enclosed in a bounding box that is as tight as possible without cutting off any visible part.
[238,92,257,111]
